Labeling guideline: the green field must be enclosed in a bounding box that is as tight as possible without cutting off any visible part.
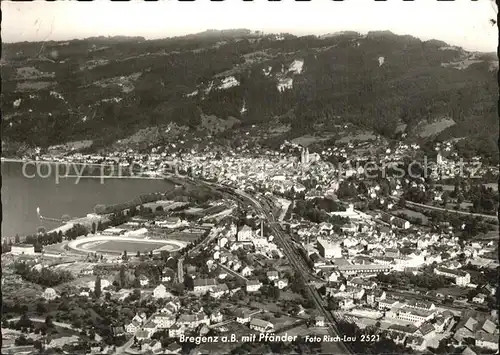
[86,240,172,253]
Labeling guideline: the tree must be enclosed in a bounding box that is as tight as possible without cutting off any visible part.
[15,234,20,244]
[119,265,127,287]
[36,302,47,315]
[34,340,43,352]
[95,277,102,298]
[45,315,54,328]
[91,222,97,234]
[160,250,170,261]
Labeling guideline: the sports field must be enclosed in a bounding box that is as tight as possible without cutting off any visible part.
[68,235,186,255]
[84,240,167,253]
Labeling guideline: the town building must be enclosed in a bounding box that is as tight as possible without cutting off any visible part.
[11,244,36,255]
[235,309,253,324]
[153,284,169,299]
[249,318,274,333]
[42,288,58,301]
[246,280,262,292]
[151,314,176,329]
[237,225,253,242]
[337,263,392,276]
[387,306,435,326]
[434,267,471,286]
[193,278,218,294]
[316,238,342,259]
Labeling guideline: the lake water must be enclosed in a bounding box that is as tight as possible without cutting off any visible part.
[1,161,174,239]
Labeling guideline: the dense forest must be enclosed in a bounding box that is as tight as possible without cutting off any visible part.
[2,30,497,160]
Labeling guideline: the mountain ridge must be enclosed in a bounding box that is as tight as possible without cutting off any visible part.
[2,29,498,162]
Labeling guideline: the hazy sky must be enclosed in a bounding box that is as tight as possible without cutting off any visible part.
[3,0,498,52]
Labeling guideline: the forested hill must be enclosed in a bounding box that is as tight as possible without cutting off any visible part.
[2,30,498,159]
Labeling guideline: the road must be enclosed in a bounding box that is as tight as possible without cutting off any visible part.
[217,263,248,281]
[393,197,498,222]
[114,313,157,355]
[213,186,353,355]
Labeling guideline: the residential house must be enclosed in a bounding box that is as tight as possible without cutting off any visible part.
[405,336,427,352]
[406,299,436,312]
[125,320,141,334]
[475,330,498,350]
[138,274,150,287]
[472,293,486,304]
[135,329,150,341]
[193,278,218,294]
[267,271,279,281]
[177,313,210,329]
[416,323,436,340]
[274,278,289,290]
[390,333,406,345]
[481,319,498,334]
[249,318,274,333]
[392,217,410,230]
[315,316,325,327]
[326,271,340,282]
[143,320,158,337]
[168,324,185,338]
[378,298,400,310]
[341,298,355,310]
[79,265,94,276]
[346,277,377,290]
[42,288,58,301]
[235,309,253,324]
[152,313,176,329]
[153,284,170,299]
[374,290,387,302]
[237,225,253,242]
[112,327,125,337]
[210,284,229,299]
[461,347,477,355]
[141,340,162,353]
[161,268,175,282]
[210,311,223,324]
[241,266,253,277]
[246,280,262,292]
[87,278,111,291]
[387,324,419,336]
[434,267,470,287]
[165,342,183,354]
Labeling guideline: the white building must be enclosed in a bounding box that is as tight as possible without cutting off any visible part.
[316,239,342,259]
[237,225,253,242]
[153,284,169,299]
[42,288,58,301]
[387,306,435,326]
[87,279,111,291]
[434,267,471,287]
[193,279,218,294]
[151,314,176,329]
[246,280,262,292]
[249,318,274,333]
[11,244,36,255]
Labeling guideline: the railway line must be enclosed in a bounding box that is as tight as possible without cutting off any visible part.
[215,185,354,355]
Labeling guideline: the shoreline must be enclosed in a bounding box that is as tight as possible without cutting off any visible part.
[2,159,182,239]
[1,157,115,167]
